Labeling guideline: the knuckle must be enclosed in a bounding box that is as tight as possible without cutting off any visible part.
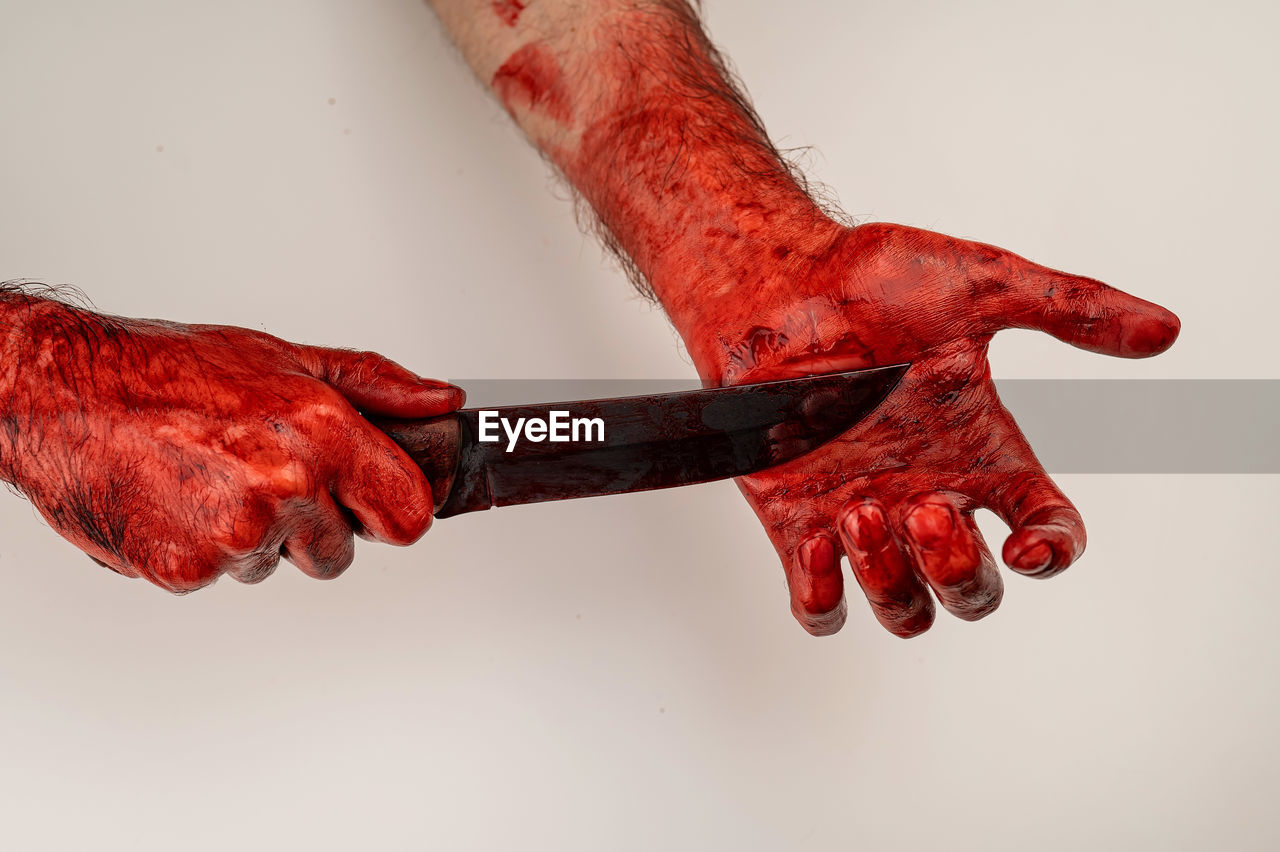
[300,389,357,426]
[351,350,391,377]
[225,548,283,585]
[794,601,847,636]
[945,579,1003,621]
[902,490,949,510]
[878,598,936,638]
[144,549,226,594]
[357,469,433,545]
[327,349,394,387]
[219,495,282,553]
[378,502,432,545]
[314,532,356,579]
[927,549,985,590]
[289,532,355,580]
[311,550,355,580]
[838,495,884,524]
[992,468,1057,511]
[903,499,959,551]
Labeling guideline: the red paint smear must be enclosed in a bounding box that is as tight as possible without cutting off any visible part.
[491,43,572,124]
[491,0,526,27]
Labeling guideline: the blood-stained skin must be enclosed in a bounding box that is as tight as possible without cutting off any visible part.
[480,1,1181,636]
[0,291,464,592]
[492,43,574,126]
[491,0,526,27]
[713,224,1178,637]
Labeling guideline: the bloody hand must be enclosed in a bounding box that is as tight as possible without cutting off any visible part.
[0,294,464,592]
[679,222,1180,636]
[431,0,1181,636]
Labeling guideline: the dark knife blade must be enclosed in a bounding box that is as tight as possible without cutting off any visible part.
[374,364,907,518]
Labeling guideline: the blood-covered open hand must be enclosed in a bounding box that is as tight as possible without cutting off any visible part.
[0,294,463,592]
[430,0,1181,636]
[677,222,1180,636]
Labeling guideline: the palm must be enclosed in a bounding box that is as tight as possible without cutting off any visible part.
[703,224,1179,637]
[745,342,1004,519]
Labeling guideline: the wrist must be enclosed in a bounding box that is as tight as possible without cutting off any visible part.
[0,290,88,430]
[651,210,851,385]
[0,289,42,479]
[0,288,38,401]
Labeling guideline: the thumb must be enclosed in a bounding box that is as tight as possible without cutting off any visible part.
[294,345,465,418]
[998,256,1181,358]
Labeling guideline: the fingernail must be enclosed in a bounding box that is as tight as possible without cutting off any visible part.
[843,504,890,552]
[906,502,954,550]
[798,536,836,573]
[1122,314,1180,356]
[1013,541,1053,574]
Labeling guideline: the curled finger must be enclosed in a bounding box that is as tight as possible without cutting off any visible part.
[838,498,934,638]
[224,547,284,585]
[332,419,436,546]
[281,496,357,580]
[902,493,1002,622]
[786,533,847,636]
[990,471,1086,579]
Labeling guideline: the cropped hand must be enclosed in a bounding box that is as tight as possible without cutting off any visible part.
[0,295,463,592]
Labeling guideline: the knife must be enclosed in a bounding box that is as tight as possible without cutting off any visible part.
[373,365,907,518]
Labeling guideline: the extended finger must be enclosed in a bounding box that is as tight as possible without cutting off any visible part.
[280,495,357,580]
[838,498,935,638]
[785,533,847,636]
[991,253,1180,358]
[990,471,1086,579]
[295,344,465,418]
[902,493,1002,621]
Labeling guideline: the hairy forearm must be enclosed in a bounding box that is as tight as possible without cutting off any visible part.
[0,286,60,483]
[430,0,838,375]
[0,293,19,481]
[434,3,1185,639]
[0,288,22,423]
[0,287,146,494]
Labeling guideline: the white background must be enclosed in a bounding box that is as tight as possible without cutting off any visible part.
[0,1,1276,849]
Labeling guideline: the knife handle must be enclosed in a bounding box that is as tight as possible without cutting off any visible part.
[369,413,463,515]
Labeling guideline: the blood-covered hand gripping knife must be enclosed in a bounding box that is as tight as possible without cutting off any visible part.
[374,365,907,518]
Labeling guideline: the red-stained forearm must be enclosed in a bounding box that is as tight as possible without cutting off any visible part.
[430,0,829,377]
[431,1,1181,638]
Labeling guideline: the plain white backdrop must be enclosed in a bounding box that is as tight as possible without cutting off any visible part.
[0,1,1275,849]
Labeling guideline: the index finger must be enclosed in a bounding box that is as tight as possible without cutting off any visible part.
[329,415,436,546]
